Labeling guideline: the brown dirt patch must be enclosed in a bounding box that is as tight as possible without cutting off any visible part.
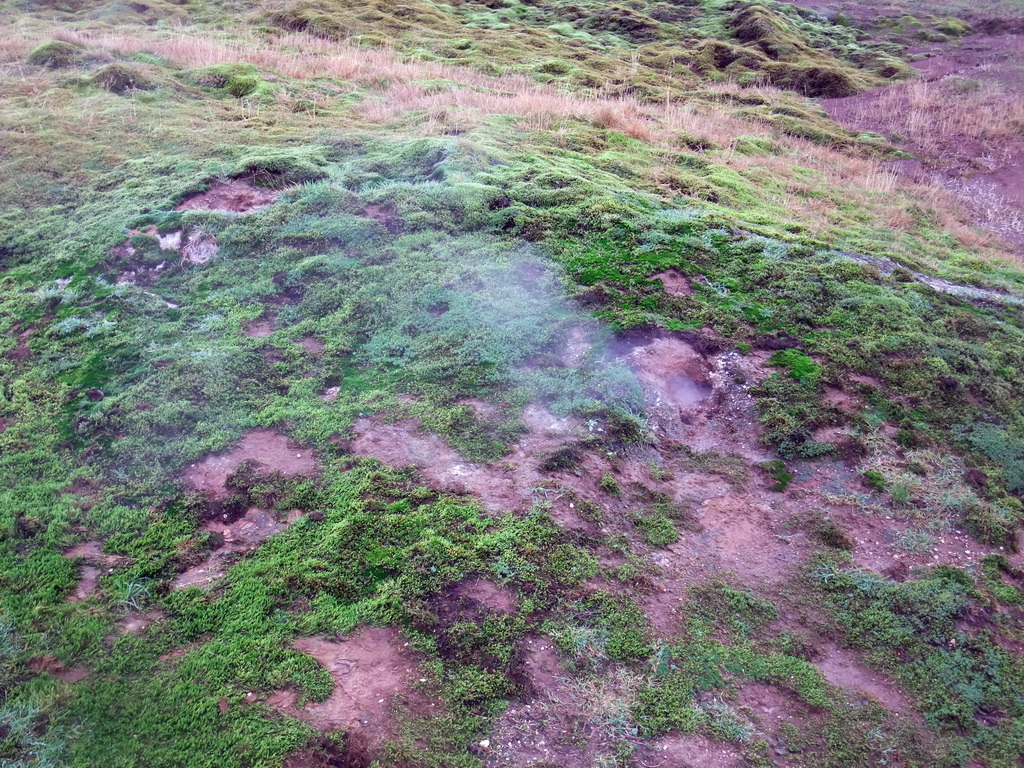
[625,336,713,412]
[823,385,860,414]
[184,430,319,497]
[439,577,518,624]
[481,641,593,768]
[321,386,341,402]
[664,493,804,583]
[63,540,125,602]
[245,318,274,338]
[637,733,743,768]
[8,329,33,361]
[174,507,288,589]
[816,646,913,714]
[350,404,572,513]
[362,203,401,233]
[115,609,165,636]
[271,627,431,750]
[176,179,280,213]
[650,269,695,296]
[298,336,324,353]
[29,656,90,683]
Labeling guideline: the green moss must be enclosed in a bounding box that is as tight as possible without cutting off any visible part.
[759,459,792,491]
[934,18,971,36]
[26,40,83,68]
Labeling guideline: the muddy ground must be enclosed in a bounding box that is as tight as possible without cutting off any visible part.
[336,329,1022,763]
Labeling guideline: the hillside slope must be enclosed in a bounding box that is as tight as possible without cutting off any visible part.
[2,1,1024,766]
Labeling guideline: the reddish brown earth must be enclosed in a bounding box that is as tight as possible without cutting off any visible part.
[625,336,713,413]
[29,656,90,683]
[815,646,914,714]
[114,609,165,637]
[174,507,289,589]
[639,732,744,768]
[482,641,597,768]
[650,269,695,296]
[350,404,573,513]
[363,203,401,233]
[245,317,275,338]
[269,627,434,752]
[63,540,125,602]
[175,179,281,213]
[184,429,319,497]
[448,577,517,615]
[297,336,324,354]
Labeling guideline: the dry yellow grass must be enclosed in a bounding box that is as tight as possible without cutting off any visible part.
[0,21,1018,266]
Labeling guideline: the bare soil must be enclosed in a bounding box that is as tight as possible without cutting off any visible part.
[181,230,219,265]
[269,627,434,751]
[638,733,744,768]
[63,540,125,602]
[650,269,695,296]
[362,203,402,233]
[298,336,324,353]
[624,336,713,413]
[114,609,165,637]
[816,646,913,714]
[350,404,572,513]
[448,577,517,616]
[29,656,90,683]
[245,318,275,338]
[481,640,597,768]
[175,179,281,213]
[184,429,319,497]
[174,507,288,589]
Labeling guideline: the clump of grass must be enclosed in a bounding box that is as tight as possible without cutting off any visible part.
[599,473,622,497]
[26,39,82,68]
[759,459,792,492]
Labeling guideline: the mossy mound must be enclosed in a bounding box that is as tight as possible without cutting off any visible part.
[181,63,274,99]
[230,147,331,186]
[26,40,83,68]
[92,63,154,93]
[692,39,862,98]
[730,3,812,61]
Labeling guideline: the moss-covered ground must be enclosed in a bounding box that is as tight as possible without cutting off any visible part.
[2,0,1024,766]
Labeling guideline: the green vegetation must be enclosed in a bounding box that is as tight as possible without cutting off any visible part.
[3,0,1024,765]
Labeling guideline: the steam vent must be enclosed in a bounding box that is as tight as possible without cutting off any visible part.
[4,1,1024,766]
